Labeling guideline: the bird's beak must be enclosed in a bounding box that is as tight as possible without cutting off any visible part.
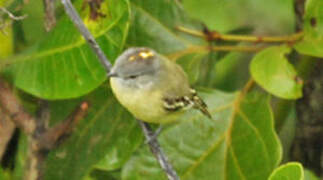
[108,71,119,78]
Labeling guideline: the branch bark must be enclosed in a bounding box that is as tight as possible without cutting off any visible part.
[176,26,304,43]
[43,0,57,31]
[0,7,27,21]
[0,109,15,160]
[0,78,36,134]
[138,121,179,180]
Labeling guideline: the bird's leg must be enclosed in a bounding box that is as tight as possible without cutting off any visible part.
[145,125,163,144]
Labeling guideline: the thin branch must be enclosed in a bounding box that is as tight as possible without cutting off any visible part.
[294,0,305,31]
[168,45,264,60]
[60,1,180,179]
[138,120,180,180]
[37,101,89,150]
[61,0,112,71]
[43,0,57,31]
[0,7,27,35]
[176,26,304,43]
[0,7,27,20]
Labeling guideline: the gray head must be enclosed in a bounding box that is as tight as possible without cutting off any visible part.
[109,47,161,79]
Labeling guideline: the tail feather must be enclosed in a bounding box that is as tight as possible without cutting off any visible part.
[190,89,212,119]
[194,99,212,119]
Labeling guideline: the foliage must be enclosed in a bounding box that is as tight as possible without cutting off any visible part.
[0,0,322,179]
[268,162,304,180]
[3,0,130,99]
[250,45,303,99]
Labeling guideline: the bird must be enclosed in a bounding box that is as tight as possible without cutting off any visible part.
[109,47,211,124]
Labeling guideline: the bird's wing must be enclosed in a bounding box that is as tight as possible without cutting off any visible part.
[160,57,212,119]
[163,88,212,119]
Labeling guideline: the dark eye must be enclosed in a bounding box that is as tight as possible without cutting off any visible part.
[128,75,138,79]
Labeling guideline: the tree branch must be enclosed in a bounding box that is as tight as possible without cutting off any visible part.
[294,0,305,31]
[43,0,57,31]
[0,78,36,134]
[138,120,180,180]
[0,7,27,21]
[0,108,15,160]
[37,102,89,150]
[60,0,180,179]
[168,45,264,60]
[0,78,89,180]
[176,26,304,43]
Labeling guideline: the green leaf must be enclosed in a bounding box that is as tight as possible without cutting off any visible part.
[2,0,130,99]
[127,0,207,84]
[208,52,251,91]
[122,90,282,180]
[304,169,320,180]
[268,162,304,180]
[44,86,142,180]
[250,46,303,99]
[182,0,295,34]
[20,0,46,45]
[294,0,323,57]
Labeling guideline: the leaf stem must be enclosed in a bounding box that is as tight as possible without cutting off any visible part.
[242,79,255,95]
[176,26,304,43]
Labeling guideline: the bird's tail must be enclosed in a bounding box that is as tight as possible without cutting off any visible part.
[190,90,212,119]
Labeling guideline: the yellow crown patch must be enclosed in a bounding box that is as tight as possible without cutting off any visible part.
[128,50,154,61]
[139,51,154,59]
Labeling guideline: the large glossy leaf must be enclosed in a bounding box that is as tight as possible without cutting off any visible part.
[182,0,295,34]
[122,90,282,180]
[2,0,130,99]
[268,162,304,180]
[294,0,323,58]
[44,85,142,180]
[127,0,207,84]
[250,46,303,99]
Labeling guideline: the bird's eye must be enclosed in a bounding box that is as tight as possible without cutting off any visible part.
[128,75,138,79]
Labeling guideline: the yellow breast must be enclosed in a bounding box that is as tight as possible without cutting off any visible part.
[110,78,178,123]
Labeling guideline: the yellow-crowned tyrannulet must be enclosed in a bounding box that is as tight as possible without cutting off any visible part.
[109,47,211,123]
